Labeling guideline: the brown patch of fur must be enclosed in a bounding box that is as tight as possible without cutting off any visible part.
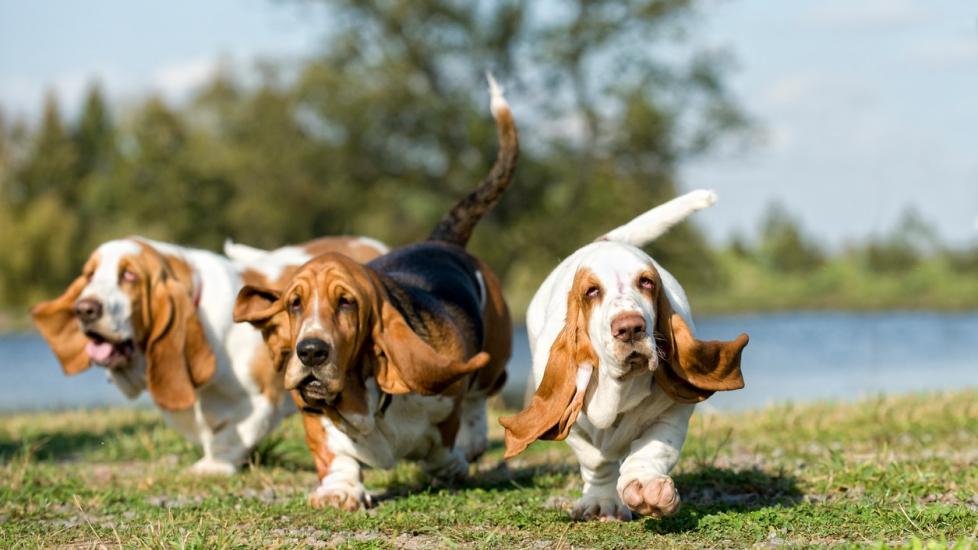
[297,392,335,481]
[499,267,601,458]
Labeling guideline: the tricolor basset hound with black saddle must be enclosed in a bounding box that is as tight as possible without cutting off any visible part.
[31,235,387,474]
[233,76,517,510]
[500,190,749,521]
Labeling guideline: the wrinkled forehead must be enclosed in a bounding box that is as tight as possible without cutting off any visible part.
[578,242,655,289]
[287,255,363,296]
[89,239,142,282]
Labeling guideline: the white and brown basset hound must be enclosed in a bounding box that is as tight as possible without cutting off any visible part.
[31,235,387,475]
[233,77,517,510]
[501,190,749,521]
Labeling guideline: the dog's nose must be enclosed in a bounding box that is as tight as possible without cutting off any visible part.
[74,298,103,323]
[611,313,646,342]
[296,338,330,367]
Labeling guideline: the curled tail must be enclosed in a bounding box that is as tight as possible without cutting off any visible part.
[428,74,519,247]
[597,189,718,247]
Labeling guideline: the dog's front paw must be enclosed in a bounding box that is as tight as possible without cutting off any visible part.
[570,494,633,522]
[308,478,372,511]
[621,475,681,518]
[189,458,237,476]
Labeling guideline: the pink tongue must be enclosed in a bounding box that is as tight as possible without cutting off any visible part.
[85,341,115,363]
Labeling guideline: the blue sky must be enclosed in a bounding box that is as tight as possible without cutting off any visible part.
[2,0,976,247]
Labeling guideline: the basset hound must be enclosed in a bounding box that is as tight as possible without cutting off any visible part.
[233,76,517,510]
[500,190,749,521]
[31,235,387,475]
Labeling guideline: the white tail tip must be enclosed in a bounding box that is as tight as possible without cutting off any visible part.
[486,72,509,119]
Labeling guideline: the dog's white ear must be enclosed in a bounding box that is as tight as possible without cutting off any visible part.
[500,269,598,459]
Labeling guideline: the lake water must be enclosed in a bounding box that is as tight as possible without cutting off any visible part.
[1,312,975,413]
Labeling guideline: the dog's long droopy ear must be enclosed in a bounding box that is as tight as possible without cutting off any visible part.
[499,277,597,459]
[653,284,748,403]
[143,272,217,411]
[371,299,489,396]
[234,285,291,371]
[30,275,91,375]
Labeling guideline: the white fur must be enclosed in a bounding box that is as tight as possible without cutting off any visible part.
[600,189,716,247]
[311,381,472,508]
[525,190,715,520]
[81,237,309,473]
[486,72,509,120]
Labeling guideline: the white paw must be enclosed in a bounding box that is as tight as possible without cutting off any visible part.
[620,475,681,518]
[308,478,371,511]
[570,494,633,522]
[189,458,237,476]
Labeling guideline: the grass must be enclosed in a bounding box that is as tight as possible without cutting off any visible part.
[1,392,977,548]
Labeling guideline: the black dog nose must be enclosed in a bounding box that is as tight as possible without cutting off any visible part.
[74,298,103,323]
[296,338,330,367]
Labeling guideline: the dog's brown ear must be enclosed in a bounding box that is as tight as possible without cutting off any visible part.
[143,272,216,411]
[31,275,91,375]
[653,283,748,403]
[371,299,489,396]
[500,270,598,459]
[234,285,291,371]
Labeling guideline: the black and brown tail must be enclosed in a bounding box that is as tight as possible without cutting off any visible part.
[428,74,519,247]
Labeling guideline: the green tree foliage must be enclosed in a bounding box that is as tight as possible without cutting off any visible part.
[0,0,748,312]
[862,208,935,274]
[755,202,825,273]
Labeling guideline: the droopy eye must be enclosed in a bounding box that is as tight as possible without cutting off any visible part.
[121,269,138,283]
[289,296,302,315]
[638,277,654,290]
[585,286,601,299]
[337,296,356,311]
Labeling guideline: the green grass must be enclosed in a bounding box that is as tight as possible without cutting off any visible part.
[2,392,977,549]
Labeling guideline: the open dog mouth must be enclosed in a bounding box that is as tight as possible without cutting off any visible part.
[84,331,134,367]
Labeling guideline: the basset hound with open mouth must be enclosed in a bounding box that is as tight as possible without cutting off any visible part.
[500,190,749,521]
[233,76,516,510]
[31,235,387,475]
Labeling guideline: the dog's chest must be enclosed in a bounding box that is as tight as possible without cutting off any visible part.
[580,380,675,455]
[328,393,457,469]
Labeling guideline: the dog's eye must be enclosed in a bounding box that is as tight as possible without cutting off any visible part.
[337,296,356,311]
[290,296,302,315]
[120,270,138,283]
[585,286,601,299]
[638,277,654,290]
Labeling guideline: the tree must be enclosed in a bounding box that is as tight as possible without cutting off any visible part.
[862,208,936,273]
[74,83,117,178]
[7,93,79,206]
[285,0,747,292]
[756,202,825,273]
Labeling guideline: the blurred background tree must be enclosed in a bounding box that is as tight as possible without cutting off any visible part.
[0,0,747,312]
[1,0,975,316]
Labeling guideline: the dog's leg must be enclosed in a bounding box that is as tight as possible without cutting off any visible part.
[617,402,694,518]
[307,423,372,511]
[192,395,279,475]
[566,432,632,521]
[422,444,469,486]
[454,395,489,462]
